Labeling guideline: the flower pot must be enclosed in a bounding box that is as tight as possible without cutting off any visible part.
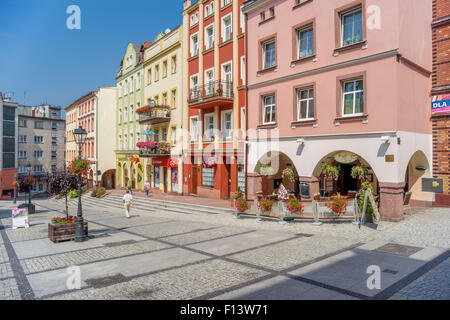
[48,221,88,243]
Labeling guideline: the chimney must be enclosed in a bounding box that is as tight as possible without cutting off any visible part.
[184,0,191,10]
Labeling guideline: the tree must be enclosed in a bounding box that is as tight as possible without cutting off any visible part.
[47,171,79,218]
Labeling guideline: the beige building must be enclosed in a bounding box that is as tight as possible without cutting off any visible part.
[140,26,184,194]
[65,102,78,165]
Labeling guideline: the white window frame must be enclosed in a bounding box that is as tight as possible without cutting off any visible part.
[342,79,364,117]
[240,5,245,32]
[137,73,141,90]
[221,13,232,42]
[190,74,199,91]
[297,25,314,59]
[130,76,134,92]
[240,107,246,132]
[222,0,232,8]
[340,6,363,47]
[171,127,177,145]
[204,23,214,50]
[262,95,276,125]
[221,110,233,140]
[262,39,276,69]
[204,68,215,95]
[204,112,215,141]
[221,60,233,96]
[190,116,199,141]
[190,32,199,57]
[297,87,315,121]
[240,56,245,84]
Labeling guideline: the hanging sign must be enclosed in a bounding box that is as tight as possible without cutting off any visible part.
[152,158,178,168]
[12,208,29,229]
[431,94,450,114]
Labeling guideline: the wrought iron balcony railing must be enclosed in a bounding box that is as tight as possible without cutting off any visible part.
[137,106,171,124]
[188,80,233,103]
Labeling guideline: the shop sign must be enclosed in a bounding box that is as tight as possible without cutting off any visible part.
[203,157,217,168]
[431,95,450,114]
[334,151,358,164]
[422,178,443,193]
[152,158,178,168]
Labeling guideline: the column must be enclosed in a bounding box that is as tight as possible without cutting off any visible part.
[379,182,405,222]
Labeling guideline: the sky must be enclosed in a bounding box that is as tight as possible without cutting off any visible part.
[0,0,183,113]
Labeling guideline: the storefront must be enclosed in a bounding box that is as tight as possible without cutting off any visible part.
[116,154,144,190]
[146,157,180,194]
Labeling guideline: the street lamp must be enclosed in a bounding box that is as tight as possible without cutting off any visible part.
[73,126,88,242]
[26,164,32,213]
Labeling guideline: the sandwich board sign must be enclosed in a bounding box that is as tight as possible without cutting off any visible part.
[360,188,380,228]
[12,208,29,229]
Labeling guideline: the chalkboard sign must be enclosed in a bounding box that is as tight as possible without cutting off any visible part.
[300,183,310,198]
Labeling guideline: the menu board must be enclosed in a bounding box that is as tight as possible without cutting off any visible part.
[12,208,29,229]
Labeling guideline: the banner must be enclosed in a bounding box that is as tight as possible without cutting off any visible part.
[431,94,450,114]
[12,208,29,229]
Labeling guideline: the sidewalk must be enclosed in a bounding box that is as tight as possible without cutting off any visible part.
[109,188,234,209]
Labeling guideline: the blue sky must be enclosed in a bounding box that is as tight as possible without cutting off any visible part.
[0,0,182,111]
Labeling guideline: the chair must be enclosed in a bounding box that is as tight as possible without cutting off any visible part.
[403,192,412,215]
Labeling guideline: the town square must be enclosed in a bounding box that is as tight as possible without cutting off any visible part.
[0,0,449,305]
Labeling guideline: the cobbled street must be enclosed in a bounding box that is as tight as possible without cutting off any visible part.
[0,194,448,300]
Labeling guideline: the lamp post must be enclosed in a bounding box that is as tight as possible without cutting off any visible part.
[26,164,32,213]
[73,126,88,242]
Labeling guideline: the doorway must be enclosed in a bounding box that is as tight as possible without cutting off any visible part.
[225,159,231,199]
[338,164,358,195]
[163,167,168,193]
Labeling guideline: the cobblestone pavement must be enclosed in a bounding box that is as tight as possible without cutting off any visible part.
[391,257,450,300]
[0,197,448,300]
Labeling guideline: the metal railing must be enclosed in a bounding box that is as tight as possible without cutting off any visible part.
[138,106,171,124]
[188,80,233,103]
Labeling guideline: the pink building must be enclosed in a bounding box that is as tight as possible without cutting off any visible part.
[242,0,433,221]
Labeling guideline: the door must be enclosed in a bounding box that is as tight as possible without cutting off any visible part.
[154,167,160,188]
[163,167,168,193]
[171,168,178,192]
[225,159,231,199]
[340,164,358,195]
[192,166,198,194]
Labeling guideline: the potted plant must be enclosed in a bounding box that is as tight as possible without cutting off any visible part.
[321,163,341,180]
[48,215,88,243]
[277,184,290,223]
[285,196,305,216]
[259,164,274,176]
[18,177,36,213]
[68,158,90,176]
[351,165,369,181]
[47,171,79,219]
[256,197,273,221]
[234,198,250,219]
[282,168,296,184]
[158,142,170,154]
[325,193,348,217]
[231,187,244,208]
[358,181,378,223]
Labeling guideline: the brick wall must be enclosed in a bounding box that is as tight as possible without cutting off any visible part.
[432,0,450,205]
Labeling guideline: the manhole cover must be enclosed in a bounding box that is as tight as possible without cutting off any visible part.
[295,233,314,237]
[85,273,128,288]
[375,243,423,256]
[103,240,138,247]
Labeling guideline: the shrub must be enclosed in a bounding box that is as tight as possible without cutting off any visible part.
[52,216,77,225]
[359,181,378,216]
[81,186,87,194]
[232,187,244,200]
[55,194,62,200]
[325,193,348,217]
[91,189,98,197]
[96,187,106,198]
[235,198,249,213]
[286,197,304,215]
[69,189,78,199]
[257,197,273,213]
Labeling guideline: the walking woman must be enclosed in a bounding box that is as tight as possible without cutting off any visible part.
[144,181,151,197]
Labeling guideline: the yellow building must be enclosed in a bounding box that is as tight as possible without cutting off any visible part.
[141,26,183,193]
[64,102,78,166]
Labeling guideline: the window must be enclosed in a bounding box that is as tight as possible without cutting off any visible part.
[137,73,141,90]
[162,128,167,141]
[341,7,363,47]
[222,62,232,95]
[119,83,122,97]
[19,136,27,143]
[297,87,314,120]
[163,93,168,105]
[202,167,215,187]
[297,25,314,59]
[191,33,199,56]
[190,116,199,141]
[240,5,245,32]
[130,76,134,92]
[19,166,27,174]
[130,105,134,122]
[19,151,27,159]
[119,135,122,149]
[130,132,133,149]
[52,151,57,159]
[204,113,215,141]
[52,137,57,145]
[222,0,232,8]
[260,12,265,21]
[270,7,275,17]
[34,136,44,144]
[171,56,177,73]
[171,127,177,145]
[205,5,210,17]
[342,79,364,116]
[52,122,58,131]
[34,120,44,129]
[205,24,214,50]
[119,109,122,123]
[154,129,159,142]
[190,74,199,99]
[221,110,232,140]
[124,134,128,149]
[34,165,43,173]
[147,68,152,84]
[52,165,57,172]
[171,89,177,108]
[19,119,27,127]
[124,107,128,122]
[34,151,43,158]
[240,107,246,132]
[163,61,168,78]
[240,56,245,84]
[155,64,160,81]
[222,14,232,42]
[205,69,214,95]
[263,95,276,124]
[262,39,276,69]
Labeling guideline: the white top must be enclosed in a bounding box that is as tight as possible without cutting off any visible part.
[123,194,133,203]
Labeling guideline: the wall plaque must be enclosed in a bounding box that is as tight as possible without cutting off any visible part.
[385,155,394,162]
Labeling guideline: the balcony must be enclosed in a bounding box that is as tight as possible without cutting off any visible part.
[137,105,171,124]
[137,141,171,157]
[188,80,233,108]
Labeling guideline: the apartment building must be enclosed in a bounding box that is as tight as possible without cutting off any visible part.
[182,0,247,200]
[431,0,450,206]
[243,0,432,221]
[0,92,18,200]
[65,102,78,165]
[115,41,151,190]
[17,104,66,193]
[140,26,183,194]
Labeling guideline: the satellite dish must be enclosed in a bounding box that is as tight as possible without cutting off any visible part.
[165,28,171,34]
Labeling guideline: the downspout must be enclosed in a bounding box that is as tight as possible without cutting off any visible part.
[244,11,249,200]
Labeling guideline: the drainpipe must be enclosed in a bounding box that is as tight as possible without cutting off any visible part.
[244,11,249,201]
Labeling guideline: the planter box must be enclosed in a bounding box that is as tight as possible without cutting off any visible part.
[48,221,88,243]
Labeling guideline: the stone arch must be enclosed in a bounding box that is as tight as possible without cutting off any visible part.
[404,150,432,204]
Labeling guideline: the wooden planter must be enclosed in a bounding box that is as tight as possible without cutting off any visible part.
[48,222,88,243]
